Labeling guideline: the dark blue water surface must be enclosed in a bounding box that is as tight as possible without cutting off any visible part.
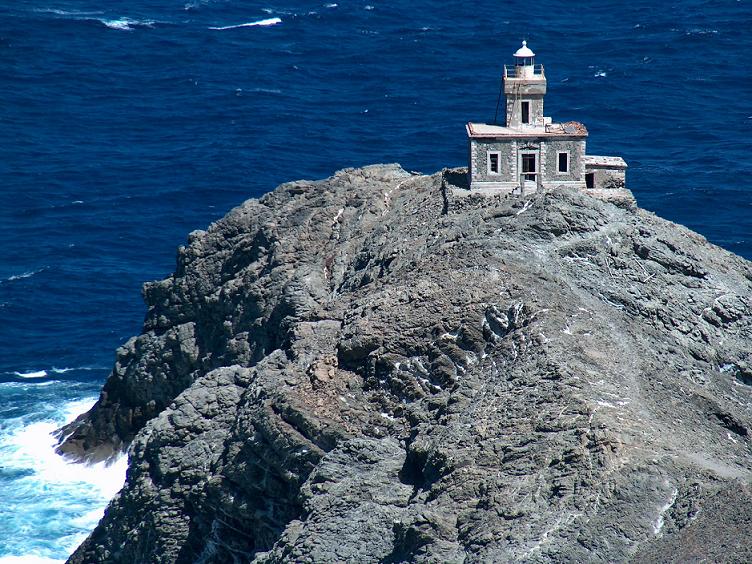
[0,0,751,559]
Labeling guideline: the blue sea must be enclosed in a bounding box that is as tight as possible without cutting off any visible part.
[1,0,750,560]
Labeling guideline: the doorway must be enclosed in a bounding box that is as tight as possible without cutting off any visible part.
[521,101,530,124]
[521,152,536,181]
[586,172,595,189]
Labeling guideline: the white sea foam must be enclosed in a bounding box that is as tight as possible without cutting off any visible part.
[61,398,100,421]
[35,8,104,16]
[99,18,155,31]
[38,9,156,30]
[0,556,65,564]
[0,397,127,561]
[8,366,104,380]
[6,268,45,282]
[0,379,56,389]
[13,370,48,379]
[2,399,126,497]
[102,19,130,30]
[209,17,282,30]
[50,366,106,374]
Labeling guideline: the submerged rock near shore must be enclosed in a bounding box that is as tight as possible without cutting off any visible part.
[59,164,752,563]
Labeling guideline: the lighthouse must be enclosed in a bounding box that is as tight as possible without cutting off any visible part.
[503,40,546,128]
[465,42,627,194]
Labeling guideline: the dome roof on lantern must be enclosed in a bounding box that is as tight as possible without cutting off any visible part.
[513,40,535,58]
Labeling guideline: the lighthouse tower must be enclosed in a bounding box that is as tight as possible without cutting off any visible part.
[465,41,626,195]
[503,41,547,127]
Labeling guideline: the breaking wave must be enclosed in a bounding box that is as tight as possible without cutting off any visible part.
[5,367,107,380]
[0,393,127,561]
[209,17,282,30]
[98,17,155,30]
[4,268,46,282]
[13,370,49,379]
[31,8,156,31]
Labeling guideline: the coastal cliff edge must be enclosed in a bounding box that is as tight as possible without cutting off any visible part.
[59,164,752,563]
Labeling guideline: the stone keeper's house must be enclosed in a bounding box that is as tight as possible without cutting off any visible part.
[466,41,627,195]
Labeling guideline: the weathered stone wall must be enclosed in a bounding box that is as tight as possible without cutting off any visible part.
[470,137,586,189]
[588,167,626,190]
[470,138,517,184]
[542,138,586,183]
[505,94,544,127]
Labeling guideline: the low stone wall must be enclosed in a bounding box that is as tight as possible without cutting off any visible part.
[587,166,626,190]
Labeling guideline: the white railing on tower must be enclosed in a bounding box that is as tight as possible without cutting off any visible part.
[504,64,545,78]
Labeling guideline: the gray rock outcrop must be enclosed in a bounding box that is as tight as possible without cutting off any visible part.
[59,165,752,562]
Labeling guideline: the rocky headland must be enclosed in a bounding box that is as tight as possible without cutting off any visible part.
[58,165,752,562]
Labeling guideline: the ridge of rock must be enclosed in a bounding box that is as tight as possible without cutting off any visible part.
[60,164,752,563]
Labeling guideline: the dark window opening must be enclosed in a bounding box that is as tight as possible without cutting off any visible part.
[558,152,569,173]
[489,153,500,174]
[521,101,530,124]
[586,172,595,189]
[522,153,536,181]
